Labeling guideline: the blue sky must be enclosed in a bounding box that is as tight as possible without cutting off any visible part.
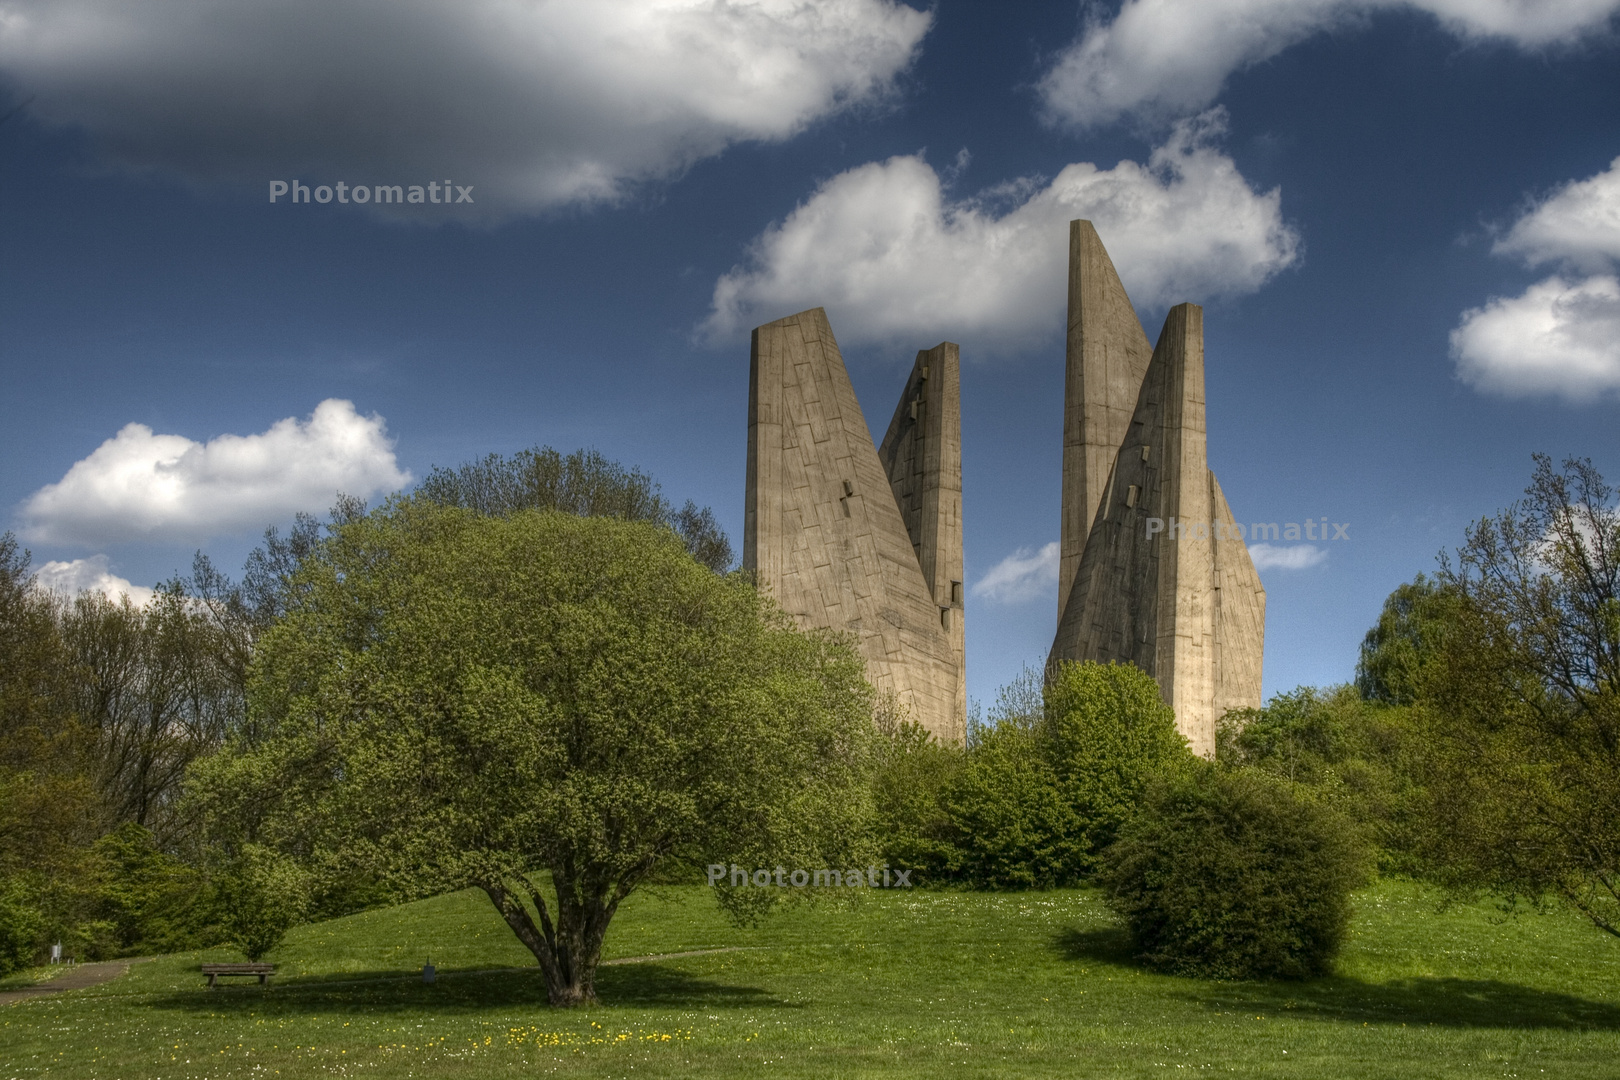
[2,0,1618,709]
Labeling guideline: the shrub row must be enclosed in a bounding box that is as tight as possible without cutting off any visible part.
[875,661,1370,980]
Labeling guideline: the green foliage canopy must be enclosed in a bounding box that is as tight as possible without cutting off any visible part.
[1044,660,1191,861]
[1420,455,1620,940]
[1101,766,1368,979]
[870,708,962,877]
[416,446,733,572]
[1218,685,1426,874]
[927,661,1190,889]
[938,721,1082,889]
[1355,574,1460,705]
[190,502,874,1005]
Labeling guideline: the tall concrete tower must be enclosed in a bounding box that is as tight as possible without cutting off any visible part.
[1050,223,1265,756]
[744,308,965,743]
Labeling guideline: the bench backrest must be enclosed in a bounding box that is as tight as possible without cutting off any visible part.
[200,963,276,973]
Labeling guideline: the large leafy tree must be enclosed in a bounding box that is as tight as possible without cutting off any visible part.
[1422,455,1620,938]
[190,501,874,1005]
[417,446,733,572]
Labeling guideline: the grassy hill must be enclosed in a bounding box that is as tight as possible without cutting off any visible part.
[4,879,1620,1078]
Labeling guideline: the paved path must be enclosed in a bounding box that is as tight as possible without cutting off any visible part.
[0,961,137,1006]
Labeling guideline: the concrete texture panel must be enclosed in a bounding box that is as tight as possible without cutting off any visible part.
[879,342,966,731]
[1061,221,1155,615]
[746,309,964,743]
[1051,223,1265,757]
[1211,474,1266,720]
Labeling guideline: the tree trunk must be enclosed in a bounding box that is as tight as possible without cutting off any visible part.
[479,876,612,1006]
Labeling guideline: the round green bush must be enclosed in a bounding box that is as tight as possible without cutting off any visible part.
[1099,767,1367,979]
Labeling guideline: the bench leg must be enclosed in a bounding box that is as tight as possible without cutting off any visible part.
[258,974,267,986]
[207,974,217,989]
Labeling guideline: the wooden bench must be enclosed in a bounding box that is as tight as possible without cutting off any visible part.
[200,963,275,988]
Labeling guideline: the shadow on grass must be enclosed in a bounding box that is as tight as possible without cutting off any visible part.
[594,963,792,1008]
[142,963,784,1015]
[1052,926,1137,966]
[1184,976,1620,1030]
[1053,925,1620,1030]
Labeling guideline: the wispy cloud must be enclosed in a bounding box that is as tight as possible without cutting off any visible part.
[1249,543,1328,571]
[972,542,1060,604]
[1039,0,1620,130]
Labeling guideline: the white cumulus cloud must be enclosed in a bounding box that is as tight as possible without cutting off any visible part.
[35,555,155,606]
[1455,157,1620,400]
[1248,543,1328,571]
[1494,155,1620,272]
[0,0,930,218]
[972,542,1060,604]
[1040,0,1620,129]
[705,110,1299,348]
[1452,275,1620,399]
[20,399,410,545]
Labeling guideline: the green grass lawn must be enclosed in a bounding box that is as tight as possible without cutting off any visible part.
[4,879,1619,1078]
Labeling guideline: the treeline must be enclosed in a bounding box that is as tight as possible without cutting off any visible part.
[0,448,731,974]
[869,453,1620,970]
[2,537,236,967]
[868,663,1372,977]
[866,623,1428,896]
[0,497,351,971]
[1,449,1613,986]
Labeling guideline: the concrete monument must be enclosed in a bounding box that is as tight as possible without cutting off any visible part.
[1049,221,1265,757]
[744,308,965,743]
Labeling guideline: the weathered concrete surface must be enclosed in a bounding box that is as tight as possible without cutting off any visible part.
[1210,474,1266,724]
[745,309,964,743]
[1051,224,1265,757]
[1061,220,1155,613]
[879,342,966,728]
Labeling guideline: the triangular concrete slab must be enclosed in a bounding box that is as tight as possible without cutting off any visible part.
[744,308,964,742]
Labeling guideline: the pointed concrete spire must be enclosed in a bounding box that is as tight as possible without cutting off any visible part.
[1061,220,1155,622]
[879,342,965,728]
[1210,474,1266,721]
[744,308,964,743]
[1051,303,1261,757]
[1051,303,1208,688]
